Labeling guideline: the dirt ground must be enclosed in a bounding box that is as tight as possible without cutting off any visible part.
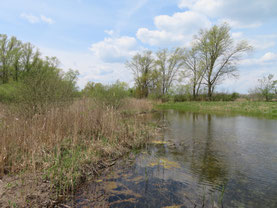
[0,173,59,208]
[0,159,120,207]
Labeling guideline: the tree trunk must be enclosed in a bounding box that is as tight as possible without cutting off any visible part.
[192,84,196,100]
[207,83,212,101]
[3,68,8,84]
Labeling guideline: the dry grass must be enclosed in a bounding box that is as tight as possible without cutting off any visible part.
[122,98,153,113]
[0,98,154,206]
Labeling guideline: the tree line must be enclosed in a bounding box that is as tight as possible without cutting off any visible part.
[126,23,253,100]
[0,34,79,113]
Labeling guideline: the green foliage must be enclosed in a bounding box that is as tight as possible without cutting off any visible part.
[83,81,129,109]
[0,83,21,103]
[197,23,252,99]
[172,84,193,102]
[173,94,192,102]
[155,48,185,96]
[211,92,240,101]
[0,34,79,114]
[18,63,78,113]
[126,50,155,98]
[45,139,86,195]
[250,74,277,101]
[172,92,240,102]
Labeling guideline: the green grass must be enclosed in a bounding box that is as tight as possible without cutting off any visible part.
[156,101,277,119]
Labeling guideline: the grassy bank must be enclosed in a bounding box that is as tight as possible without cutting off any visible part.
[157,101,277,118]
[0,98,155,207]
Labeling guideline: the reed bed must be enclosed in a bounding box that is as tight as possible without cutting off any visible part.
[0,98,154,206]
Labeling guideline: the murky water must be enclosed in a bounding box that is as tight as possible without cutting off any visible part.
[71,110,277,208]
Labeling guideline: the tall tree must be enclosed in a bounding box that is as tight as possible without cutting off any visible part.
[182,46,205,100]
[0,35,21,84]
[195,24,252,100]
[155,48,185,96]
[21,42,40,73]
[126,51,155,98]
[12,42,23,82]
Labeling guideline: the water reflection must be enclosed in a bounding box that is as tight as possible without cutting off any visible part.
[70,111,277,208]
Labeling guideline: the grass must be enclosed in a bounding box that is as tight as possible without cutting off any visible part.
[157,101,277,119]
[0,98,155,206]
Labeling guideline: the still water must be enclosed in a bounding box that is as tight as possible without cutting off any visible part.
[72,110,277,208]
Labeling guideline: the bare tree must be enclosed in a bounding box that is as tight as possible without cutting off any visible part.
[126,50,155,98]
[155,48,185,96]
[195,23,252,100]
[182,46,205,100]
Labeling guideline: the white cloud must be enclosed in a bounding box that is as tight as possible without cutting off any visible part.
[218,18,262,29]
[231,32,243,39]
[40,15,54,24]
[137,28,189,46]
[104,30,115,36]
[260,52,277,62]
[230,32,276,51]
[217,52,277,93]
[20,13,54,24]
[39,47,134,89]
[20,13,40,24]
[240,52,277,66]
[219,65,277,93]
[178,0,277,28]
[90,36,139,62]
[154,11,211,34]
[249,39,276,51]
[136,11,211,47]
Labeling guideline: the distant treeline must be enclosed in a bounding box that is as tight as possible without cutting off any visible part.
[125,24,277,102]
[125,23,253,101]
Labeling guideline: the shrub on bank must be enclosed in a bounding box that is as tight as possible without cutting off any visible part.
[211,92,240,101]
[172,92,240,102]
[0,68,79,115]
[83,81,129,109]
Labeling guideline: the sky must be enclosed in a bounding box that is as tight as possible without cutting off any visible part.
[1,0,277,93]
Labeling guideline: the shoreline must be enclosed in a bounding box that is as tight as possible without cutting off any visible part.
[156,101,277,119]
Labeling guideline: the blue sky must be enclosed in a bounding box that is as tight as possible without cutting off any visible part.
[1,0,277,93]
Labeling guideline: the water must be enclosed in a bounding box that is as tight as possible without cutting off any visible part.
[71,110,277,208]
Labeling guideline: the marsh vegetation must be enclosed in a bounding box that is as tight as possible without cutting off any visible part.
[0,22,276,207]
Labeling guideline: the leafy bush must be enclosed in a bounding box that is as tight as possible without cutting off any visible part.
[211,92,240,101]
[83,81,129,109]
[0,61,79,115]
[17,63,78,114]
[173,94,192,102]
[249,74,277,101]
[0,83,20,103]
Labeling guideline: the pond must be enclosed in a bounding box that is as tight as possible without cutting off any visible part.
[70,110,277,208]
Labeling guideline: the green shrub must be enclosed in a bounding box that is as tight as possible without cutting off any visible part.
[83,81,129,109]
[173,94,192,102]
[16,62,79,114]
[0,83,20,103]
[211,92,240,101]
[0,60,79,115]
